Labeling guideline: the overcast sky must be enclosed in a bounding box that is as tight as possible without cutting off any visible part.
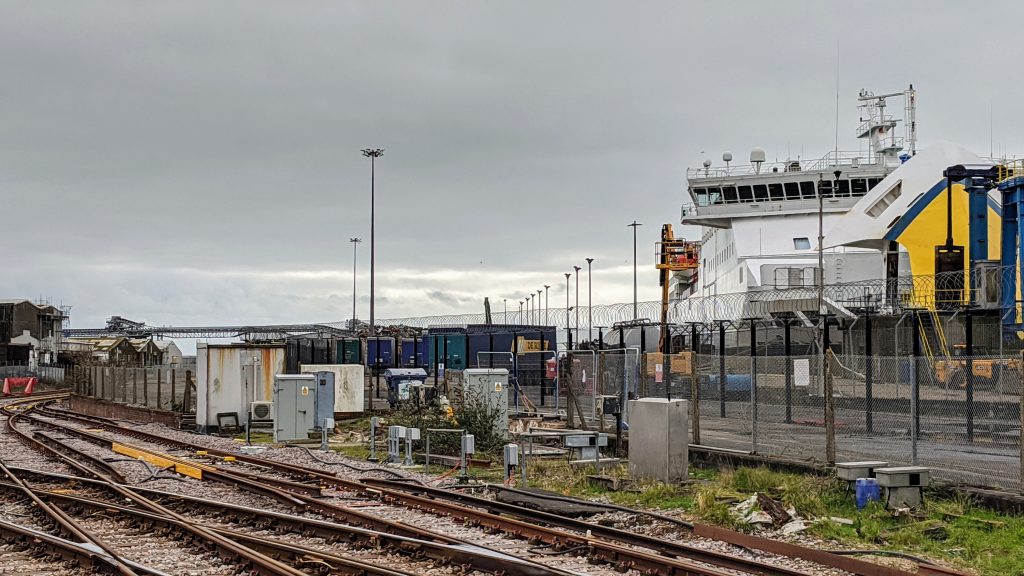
[4,1,1022,334]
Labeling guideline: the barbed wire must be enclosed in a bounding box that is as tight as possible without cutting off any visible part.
[325,266,1015,331]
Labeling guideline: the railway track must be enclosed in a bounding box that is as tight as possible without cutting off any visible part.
[1,395,962,576]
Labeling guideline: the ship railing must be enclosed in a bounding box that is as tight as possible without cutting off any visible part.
[687,150,875,180]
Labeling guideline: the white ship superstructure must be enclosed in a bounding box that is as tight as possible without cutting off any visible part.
[673,87,918,315]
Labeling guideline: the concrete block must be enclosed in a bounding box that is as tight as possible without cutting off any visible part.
[875,466,931,488]
[835,461,888,482]
[885,486,924,509]
[627,398,688,483]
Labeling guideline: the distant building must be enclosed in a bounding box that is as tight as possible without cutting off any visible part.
[154,340,184,365]
[0,300,68,364]
[66,336,183,367]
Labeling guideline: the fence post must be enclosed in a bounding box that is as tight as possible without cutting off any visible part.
[133,368,138,405]
[824,318,835,465]
[157,368,163,411]
[690,343,700,445]
[865,312,873,433]
[965,309,974,443]
[784,320,793,424]
[911,312,920,464]
[718,321,727,418]
[143,369,149,407]
[749,320,758,454]
[1019,377,1024,495]
[171,368,177,413]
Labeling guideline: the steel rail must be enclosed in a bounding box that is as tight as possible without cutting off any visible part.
[4,468,572,576]
[35,406,816,576]
[3,398,309,576]
[10,402,573,576]
[0,481,423,576]
[0,516,170,576]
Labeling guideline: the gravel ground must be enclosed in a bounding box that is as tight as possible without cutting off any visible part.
[9,406,879,576]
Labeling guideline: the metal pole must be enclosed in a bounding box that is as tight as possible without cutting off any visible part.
[574,266,581,340]
[965,308,974,443]
[350,237,361,329]
[544,286,550,326]
[784,320,792,424]
[865,312,873,433]
[911,311,920,464]
[749,320,757,454]
[537,290,543,325]
[361,148,384,338]
[565,273,572,349]
[719,321,726,417]
[586,258,594,341]
[504,299,507,325]
[628,221,642,320]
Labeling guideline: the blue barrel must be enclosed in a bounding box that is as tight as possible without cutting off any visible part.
[855,478,881,510]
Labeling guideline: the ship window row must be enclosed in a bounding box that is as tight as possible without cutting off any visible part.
[692,177,882,206]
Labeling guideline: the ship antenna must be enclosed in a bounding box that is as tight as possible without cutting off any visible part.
[833,40,840,166]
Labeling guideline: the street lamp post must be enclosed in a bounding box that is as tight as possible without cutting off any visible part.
[564,273,572,347]
[361,148,384,337]
[544,285,550,325]
[585,258,594,341]
[503,298,507,325]
[628,221,643,321]
[349,237,362,330]
[574,266,581,341]
[537,290,543,325]
[519,300,523,324]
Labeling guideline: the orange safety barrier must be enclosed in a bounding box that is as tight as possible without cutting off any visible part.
[2,377,38,396]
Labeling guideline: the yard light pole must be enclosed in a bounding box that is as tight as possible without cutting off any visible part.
[564,273,572,345]
[361,148,384,337]
[574,266,581,340]
[519,300,523,324]
[544,285,551,325]
[586,258,594,341]
[628,221,642,321]
[537,290,543,324]
[350,237,362,330]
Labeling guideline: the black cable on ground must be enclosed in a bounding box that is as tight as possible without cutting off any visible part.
[301,447,422,482]
[484,484,694,530]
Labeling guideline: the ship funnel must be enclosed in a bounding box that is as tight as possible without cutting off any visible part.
[750,147,766,174]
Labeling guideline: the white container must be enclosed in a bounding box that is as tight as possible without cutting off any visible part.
[300,364,365,414]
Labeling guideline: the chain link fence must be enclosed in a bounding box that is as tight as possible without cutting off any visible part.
[629,351,1023,492]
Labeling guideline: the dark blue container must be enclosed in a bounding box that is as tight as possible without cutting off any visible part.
[855,478,880,510]
[366,337,394,368]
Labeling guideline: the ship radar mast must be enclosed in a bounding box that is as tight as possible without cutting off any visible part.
[856,84,917,166]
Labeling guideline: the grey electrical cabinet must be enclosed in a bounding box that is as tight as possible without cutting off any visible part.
[273,374,316,443]
[313,371,335,430]
[462,368,509,439]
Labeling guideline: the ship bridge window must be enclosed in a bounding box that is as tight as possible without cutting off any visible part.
[738,185,753,201]
[868,177,881,190]
[800,181,816,198]
[784,182,800,199]
[753,184,768,201]
[722,186,738,203]
[706,187,723,204]
[694,188,708,206]
[818,180,833,198]
[851,178,868,195]
[836,179,851,197]
[793,237,811,250]
[768,183,784,201]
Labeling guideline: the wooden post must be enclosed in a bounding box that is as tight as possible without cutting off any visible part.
[143,369,149,407]
[171,368,177,413]
[133,368,138,405]
[156,369,163,411]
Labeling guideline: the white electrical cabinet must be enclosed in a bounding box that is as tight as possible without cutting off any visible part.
[462,368,509,439]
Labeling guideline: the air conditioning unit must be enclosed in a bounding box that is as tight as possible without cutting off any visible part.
[250,401,274,426]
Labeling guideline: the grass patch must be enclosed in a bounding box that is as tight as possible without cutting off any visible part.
[519,460,1024,575]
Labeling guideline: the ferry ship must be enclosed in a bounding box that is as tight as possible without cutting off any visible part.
[670,86,1004,323]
